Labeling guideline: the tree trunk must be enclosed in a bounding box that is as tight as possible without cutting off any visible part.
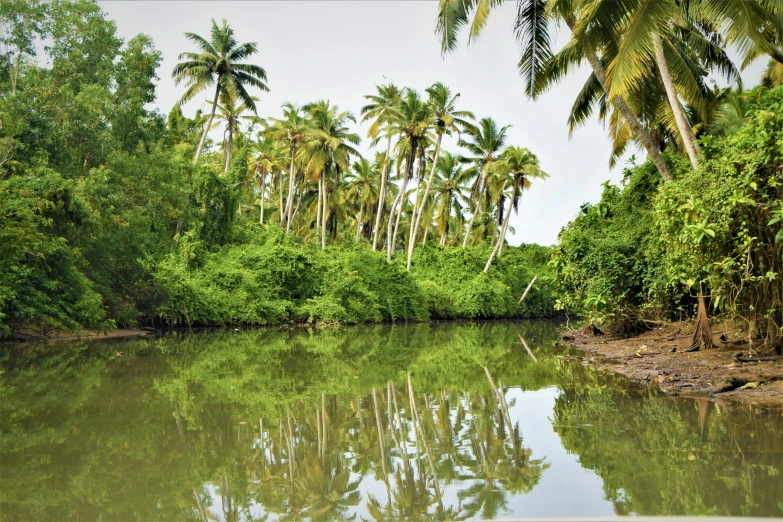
[573,23,674,182]
[373,135,393,251]
[405,148,428,270]
[462,203,479,248]
[194,85,220,164]
[651,32,700,168]
[355,203,364,243]
[407,132,443,270]
[321,171,328,249]
[390,152,413,260]
[258,169,266,224]
[386,189,404,261]
[285,143,297,232]
[484,191,514,272]
[316,174,322,242]
[223,131,232,174]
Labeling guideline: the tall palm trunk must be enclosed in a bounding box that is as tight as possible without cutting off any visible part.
[462,174,482,248]
[355,203,364,243]
[194,86,220,164]
[321,171,328,249]
[278,172,285,227]
[484,188,514,272]
[285,144,297,232]
[390,150,414,259]
[651,32,700,168]
[223,122,235,174]
[258,168,266,224]
[372,135,393,251]
[386,190,404,260]
[405,152,426,270]
[407,132,443,270]
[571,21,674,182]
[316,175,322,241]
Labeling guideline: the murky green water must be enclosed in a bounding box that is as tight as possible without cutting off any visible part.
[1,320,782,520]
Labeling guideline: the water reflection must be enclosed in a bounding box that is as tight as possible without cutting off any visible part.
[1,321,781,520]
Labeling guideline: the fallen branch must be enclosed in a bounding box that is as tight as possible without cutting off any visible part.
[518,275,537,305]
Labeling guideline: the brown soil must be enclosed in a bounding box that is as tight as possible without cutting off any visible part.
[564,321,783,406]
[11,328,153,343]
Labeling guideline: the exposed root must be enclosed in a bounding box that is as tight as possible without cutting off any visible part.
[689,291,715,351]
[582,323,604,336]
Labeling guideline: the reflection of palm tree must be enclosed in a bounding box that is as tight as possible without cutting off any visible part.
[297,458,361,520]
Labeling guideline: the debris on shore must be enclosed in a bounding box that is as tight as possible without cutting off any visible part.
[562,321,783,405]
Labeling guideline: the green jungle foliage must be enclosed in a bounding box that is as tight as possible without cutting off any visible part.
[552,86,783,350]
[0,1,556,338]
[2,0,782,350]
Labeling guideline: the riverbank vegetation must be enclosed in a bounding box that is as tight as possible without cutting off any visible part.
[2,0,782,352]
[440,0,783,352]
[0,1,553,338]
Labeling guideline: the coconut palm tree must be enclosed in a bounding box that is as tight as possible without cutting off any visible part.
[406,82,475,269]
[385,89,432,260]
[249,135,287,224]
[361,83,403,250]
[432,152,471,246]
[210,90,258,173]
[299,100,360,249]
[172,18,269,164]
[483,146,548,272]
[458,117,510,247]
[435,0,675,181]
[267,104,309,231]
[345,156,380,243]
[583,0,740,168]
[549,16,738,168]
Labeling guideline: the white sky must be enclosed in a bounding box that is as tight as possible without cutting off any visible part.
[98,1,766,247]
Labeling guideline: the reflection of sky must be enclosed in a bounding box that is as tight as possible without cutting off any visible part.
[501,386,616,519]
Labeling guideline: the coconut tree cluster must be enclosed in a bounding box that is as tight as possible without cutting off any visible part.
[173,23,550,272]
[436,0,783,179]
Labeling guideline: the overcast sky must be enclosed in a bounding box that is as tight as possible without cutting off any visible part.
[98,1,764,246]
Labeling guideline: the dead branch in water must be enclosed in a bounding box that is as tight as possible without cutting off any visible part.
[518,334,538,363]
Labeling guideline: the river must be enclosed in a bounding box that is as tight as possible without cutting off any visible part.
[1,320,781,520]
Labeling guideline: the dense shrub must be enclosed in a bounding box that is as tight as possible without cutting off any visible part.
[553,86,782,349]
[153,231,555,327]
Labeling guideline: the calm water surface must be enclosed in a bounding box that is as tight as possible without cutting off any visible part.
[1,320,782,520]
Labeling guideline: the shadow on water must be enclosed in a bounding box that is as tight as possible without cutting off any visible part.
[1,320,781,520]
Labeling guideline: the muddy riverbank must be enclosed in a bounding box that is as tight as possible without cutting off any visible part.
[564,321,783,405]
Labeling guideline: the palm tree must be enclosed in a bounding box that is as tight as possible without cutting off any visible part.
[585,0,738,168]
[250,135,287,224]
[483,146,548,272]
[406,82,474,270]
[435,0,675,181]
[551,17,738,168]
[458,117,509,247]
[345,156,380,243]
[299,100,360,249]
[386,89,432,260]
[172,19,269,164]
[210,90,258,173]
[361,83,403,250]
[268,104,309,231]
[432,152,470,246]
